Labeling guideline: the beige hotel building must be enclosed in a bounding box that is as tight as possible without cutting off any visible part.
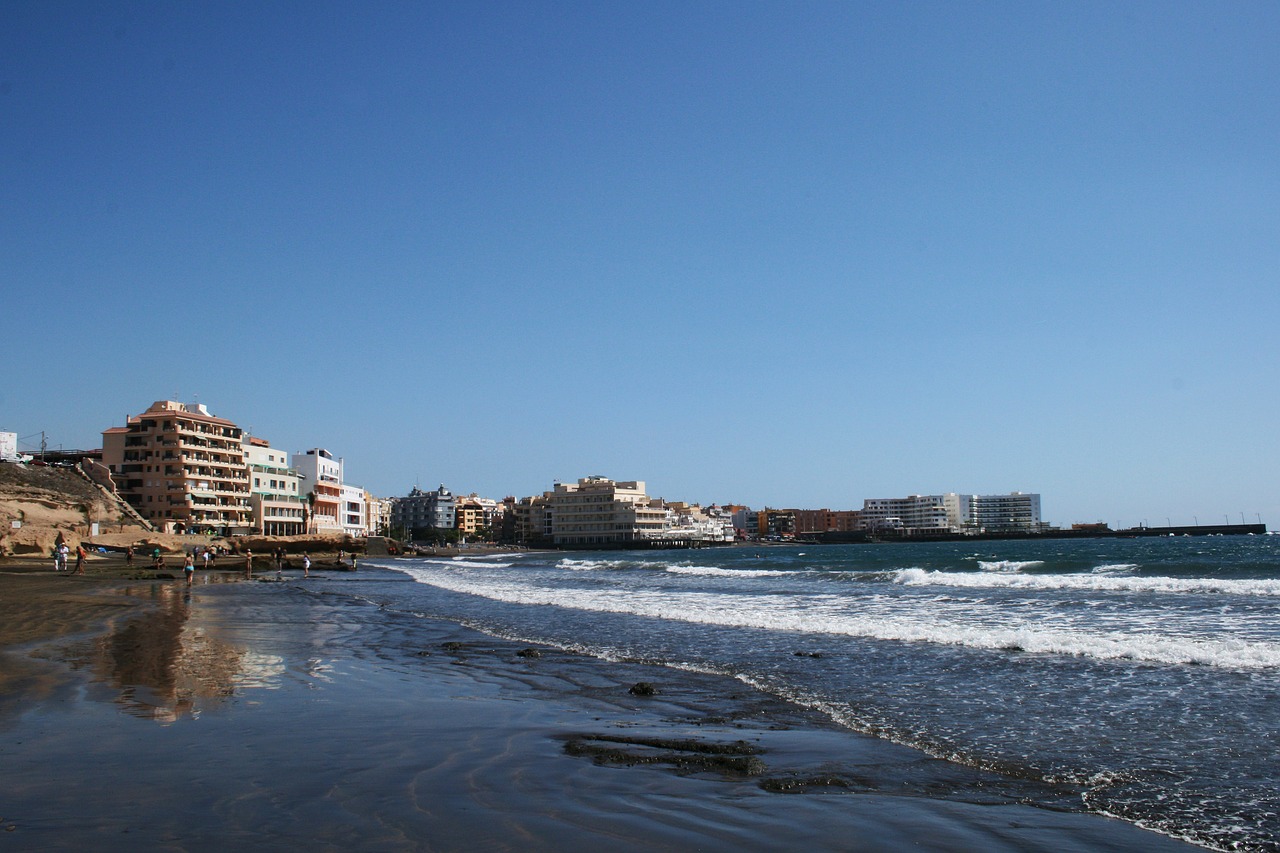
[102,400,253,535]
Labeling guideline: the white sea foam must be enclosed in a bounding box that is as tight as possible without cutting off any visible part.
[443,558,515,569]
[665,565,792,578]
[1092,563,1139,574]
[894,568,1280,597]
[408,557,516,570]
[557,558,630,571]
[394,564,1280,669]
[977,560,1045,572]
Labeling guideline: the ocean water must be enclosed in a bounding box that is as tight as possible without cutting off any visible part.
[363,536,1280,852]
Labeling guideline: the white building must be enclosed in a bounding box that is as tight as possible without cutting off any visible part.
[340,483,367,538]
[861,492,1044,535]
[664,503,736,543]
[861,494,961,534]
[243,436,305,535]
[967,492,1043,533]
[291,449,345,534]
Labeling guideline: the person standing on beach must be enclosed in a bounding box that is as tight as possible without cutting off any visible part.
[184,553,195,586]
[125,545,133,567]
[244,549,253,579]
[55,543,69,572]
[152,547,162,570]
[74,544,86,575]
[302,553,310,578]
[202,548,211,570]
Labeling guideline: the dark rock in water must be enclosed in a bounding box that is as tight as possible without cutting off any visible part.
[628,682,658,696]
[759,774,855,794]
[562,733,765,777]
[793,651,823,658]
[440,641,464,652]
[413,650,432,657]
[516,648,542,659]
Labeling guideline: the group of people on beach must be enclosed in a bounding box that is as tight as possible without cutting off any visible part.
[51,542,86,575]
[49,539,351,585]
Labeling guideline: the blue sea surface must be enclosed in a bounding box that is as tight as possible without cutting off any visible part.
[359,536,1280,852]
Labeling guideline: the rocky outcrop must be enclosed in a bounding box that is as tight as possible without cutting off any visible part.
[0,464,139,556]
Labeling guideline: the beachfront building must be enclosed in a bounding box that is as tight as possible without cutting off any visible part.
[730,507,759,539]
[291,449,344,534]
[967,492,1044,533]
[340,483,367,538]
[860,494,962,535]
[791,509,862,534]
[366,492,392,536]
[858,492,1044,535]
[543,477,669,548]
[663,503,737,543]
[756,509,798,538]
[243,436,305,536]
[102,400,253,535]
[454,495,503,539]
[506,494,547,545]
[390,485,457,535]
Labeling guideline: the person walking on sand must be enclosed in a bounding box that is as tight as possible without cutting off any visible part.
[302,553,310,578]
[202,547,211,570]
[184,553,195,586]
[125,545,134,567]
[74,544,86,575]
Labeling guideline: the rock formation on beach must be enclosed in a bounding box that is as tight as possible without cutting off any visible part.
[0,463,143,556]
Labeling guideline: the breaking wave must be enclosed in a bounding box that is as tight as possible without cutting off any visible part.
[665,565,793,578]
[894,568,1280,596]
[977,560,1045,572]
[395,564,1280,669]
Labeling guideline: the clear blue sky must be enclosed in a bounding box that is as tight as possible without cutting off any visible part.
[3,1,1278,528]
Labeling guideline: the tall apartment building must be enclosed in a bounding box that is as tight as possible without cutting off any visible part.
[860,492,1044,535]
[860,494,962,534]
[545,476,668,547]
[968,492,1043,532]
[291,449,344,534]
[243,436,305,535]
[391,485,457,533]
[102,400,252,535]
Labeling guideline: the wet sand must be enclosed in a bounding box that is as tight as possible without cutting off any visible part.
[0,565,1203,851]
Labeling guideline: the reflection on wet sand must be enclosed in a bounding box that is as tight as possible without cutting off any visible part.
[78,583,283,722]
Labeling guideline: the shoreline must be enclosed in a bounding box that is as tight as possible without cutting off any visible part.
[0,565,1204,850]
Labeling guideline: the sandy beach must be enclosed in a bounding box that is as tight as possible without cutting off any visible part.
[0,559,1203,852]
